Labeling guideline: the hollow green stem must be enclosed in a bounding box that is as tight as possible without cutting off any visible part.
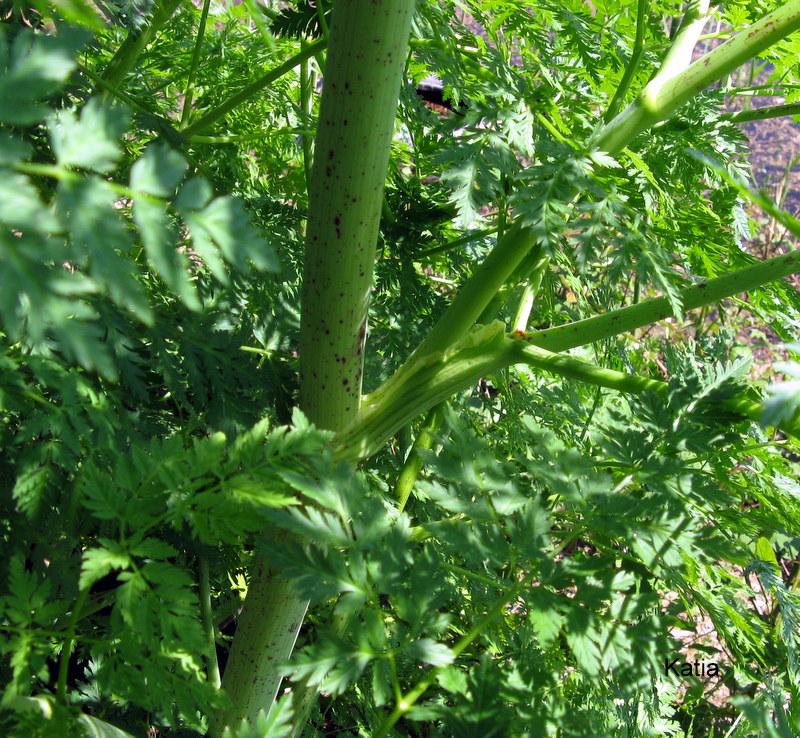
[180,38,327,138]
[299,0,415,425]
[212,1,416,733]
[208,546,308,736]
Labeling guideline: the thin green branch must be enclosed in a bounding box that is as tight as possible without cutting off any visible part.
[408,225,540,361]
[512,252,548,331]
[603,0,649,122]
[56,588,90,704]
[724,102,800,123]
[241,0,277,52]
[416,227,499,259]
[180,38,327,138]
[180,0,212,127]
[299,48,314,193]
[725,82,800,94]
[198,556,221,689]
[372,584,525,738]
[100,0,183,91]
[525,248,800,352]
[394,404,445,510]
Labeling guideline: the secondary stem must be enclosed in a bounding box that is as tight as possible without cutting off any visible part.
[724,102,800,123]
[603,0,648,122]
[180,0,212,127]
[593,0,800,154]
[198,556,221,689]
[394,404,446,511]
[100,0,183,92]
[526,248,800,352]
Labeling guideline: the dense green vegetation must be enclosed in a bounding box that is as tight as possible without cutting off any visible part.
[3,0,800,736]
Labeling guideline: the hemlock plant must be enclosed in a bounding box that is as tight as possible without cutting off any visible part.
[4,1,800,737]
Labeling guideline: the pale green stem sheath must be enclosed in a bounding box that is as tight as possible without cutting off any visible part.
[210,0,416,733]
[392,238,545,508]
[180,38,327,138]
[335,322,514,461]
[393,239,546,508]
[100,0,183,92]
[334,321,800,463]
[593,0,800,154]
[525,248,800,352]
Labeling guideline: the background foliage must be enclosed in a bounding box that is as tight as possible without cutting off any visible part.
[2,0,800,736]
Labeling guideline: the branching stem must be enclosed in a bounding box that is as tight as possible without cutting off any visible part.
[593,0,800,153]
